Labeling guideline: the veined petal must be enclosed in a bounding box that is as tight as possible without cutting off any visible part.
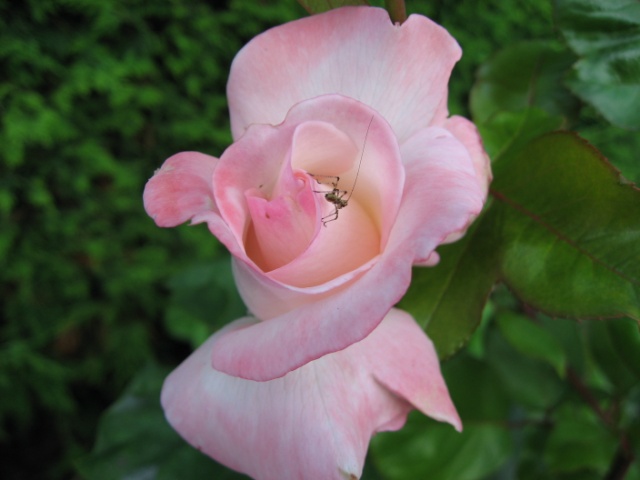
[227,7,461,144]
[393,127,486,264]
[444,115,492,201]
[162,309,459,480]
[143,151,243,258]
[143,151,217,227]
[244,167,317,271]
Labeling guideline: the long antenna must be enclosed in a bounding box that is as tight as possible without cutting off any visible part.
[346,115,374,201]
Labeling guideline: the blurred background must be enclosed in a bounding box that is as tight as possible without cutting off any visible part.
[1,1,302,477]
[2,1,638,479]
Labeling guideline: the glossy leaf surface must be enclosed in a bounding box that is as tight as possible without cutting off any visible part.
[469,40,577,162]
[556,0,640,129]
[544,405,618,476]
[403,131,640,359]
[496,312,567,377]
[400,217,498,358]
[470,41,577,126]
[492,132,640,320]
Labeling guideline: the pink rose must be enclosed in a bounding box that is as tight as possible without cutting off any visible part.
[162,309,461,480]
[144,6,490,382]
[146,6,490,477]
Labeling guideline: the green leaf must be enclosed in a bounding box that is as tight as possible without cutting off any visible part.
[624,386,640,472]
[76,364,246,480]
[405,131,640,359]
[586,319,640,392]
[537,315,588,375]
[544,404,618,475]
[371,412,511,480]
[486,329,565,410]
[607,318,640,378]
[164,259,246,348]
[400,215,499,359]
[470,41,578,126]
[577,115,640,185]
[441,352,511,422]
[491,132,640,320]
[496,312,567,377]
[469,41,579,160]
[478,107,564,161]
[556,0,640,129]
[296,0,369,14]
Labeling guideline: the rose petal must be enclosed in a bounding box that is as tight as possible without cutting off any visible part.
[143,151,217,227]
[227,7,461,143]
[444,115,492,200]
[244,166,317,271]
[368,309,461,431]
[267,199,380,287]
[143,151,244,258]
[213,250,412,380]
[162,309,460,480]
[283,95,404,248]
[213,123,295,249]
[212,126,485,381]
[393,127,486,263]
[212,94,404,291]
[291,120,358,175]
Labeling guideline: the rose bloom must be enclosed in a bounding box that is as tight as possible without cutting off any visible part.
[144,6,490,480]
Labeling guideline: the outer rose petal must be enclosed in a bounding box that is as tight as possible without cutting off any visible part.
[227,7,461,143]
[162,309,460,480]
[394,127,486,264]
[439,116,492,244]
[143,152,217,227]
[444,115,492,201]
[143,151,242,257]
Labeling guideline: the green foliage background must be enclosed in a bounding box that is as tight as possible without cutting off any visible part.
[1,0,638,479]
[1,1,301,477]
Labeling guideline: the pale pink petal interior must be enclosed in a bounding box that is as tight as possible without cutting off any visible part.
[284,95,405,249]
[244,169,317,271]
[291,120,358,175]
[267,197,379,287]
[218,95,404,291]
[214,124,297,249]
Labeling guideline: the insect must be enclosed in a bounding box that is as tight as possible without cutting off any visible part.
[311,115,374,226]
